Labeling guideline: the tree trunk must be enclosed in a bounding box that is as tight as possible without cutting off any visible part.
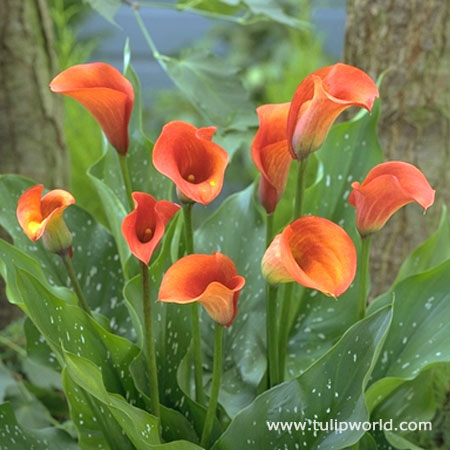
[0,0,67,184]
[0,0,67,328]
[344,0,450,296]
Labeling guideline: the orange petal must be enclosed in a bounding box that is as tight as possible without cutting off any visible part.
[158,252,245,327]
[121,192,180,265]
[349,161,435,236]
[262,216,357,297]
[287,63,378,159]
[16,185,75,242]
[153,121,229,205]
[50,63,134,154]
[251,103,292,214]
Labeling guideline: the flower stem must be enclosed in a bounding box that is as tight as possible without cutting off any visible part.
[293,157,309,219]
[183,203,205,404]
[61,253,91,316]
[200,323,223,448]
[119,154,134,211]
[276,157,309,381]
[277,283,294,382]
[357,236,372,320]
[141,262,161,423]
[265,213,279,388]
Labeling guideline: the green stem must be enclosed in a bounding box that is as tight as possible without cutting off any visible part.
[265,213,279,387]
[61,253,91,316]
[200,324,223,448]
[183,203,205,404]
[119,154,134,211]
[357,236,372,320]
[276,157,309,380]
[182,204,194,255]
[277,283,294,382]
[133,7,161,59]
[266,284,279,387]
[141,263,161,423]
[293,157,309,219]
[0,336,26,357]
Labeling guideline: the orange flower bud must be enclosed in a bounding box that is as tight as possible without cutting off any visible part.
[251,103,292,214]
[16,185,75,255]
[262,216,357,297]
[158,252,245,327]
[50,63,134,154]
[349,161,435,237]
[287,63,379,160]
[153,121,229,205]
[121,192,180,265]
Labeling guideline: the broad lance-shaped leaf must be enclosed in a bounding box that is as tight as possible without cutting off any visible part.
[394,204,450,283]
[163,49,257,131]
[0,175,131,337]
[274,100,384,380]
[369,369,436,450]
[195,184,267,417]
[63,351,203,450]
[0,402,78,450]
[13,267,141,405]
[366,259,450,412]
[212,305,392,450]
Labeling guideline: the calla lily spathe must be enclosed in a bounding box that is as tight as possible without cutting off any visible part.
[158,252,245,327]
[153,121,229,205]
[349,161,435,236]
[122,192,180,265]
[17,184,75,255]
[50,62,134,154]
[262,216,357,297]
[251,103,292,214]
[287,63,379,160]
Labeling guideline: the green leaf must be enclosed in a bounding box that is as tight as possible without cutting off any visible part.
[0,402,78,450]
[84,0,120,24]
[366,260,450,411]
[239,0,310,29]
[64,351,202,450]
[163,49,257,131]
[212,306,392,450]
[14,267,140,401]
[395,205,450,283]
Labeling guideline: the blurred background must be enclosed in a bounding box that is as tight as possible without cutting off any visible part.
[0,1,449,446]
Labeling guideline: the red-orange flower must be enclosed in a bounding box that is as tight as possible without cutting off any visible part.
[50,63,134,154]
[121,192,180,265]
[349,161,435,237]
[153,121,229,205]
[287,63,379,160]
[262,216,356,297]
[252,102,292,214]
[158,252,245,327]
[17,184,75,255]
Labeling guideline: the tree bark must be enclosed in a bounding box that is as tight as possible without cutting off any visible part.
[344,0,450,295]
[0,0,67,185]
[0,0,67,328]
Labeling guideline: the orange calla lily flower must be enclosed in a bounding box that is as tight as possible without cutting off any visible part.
[262,216,356,297]
[251,102,292,214]
[121,192,180,265]
[17,184,75,255]
[349,161,435,237]
[158,252,245,327]
[50,62,134,154]
[153,121,229,205]
[287,63,379,160]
